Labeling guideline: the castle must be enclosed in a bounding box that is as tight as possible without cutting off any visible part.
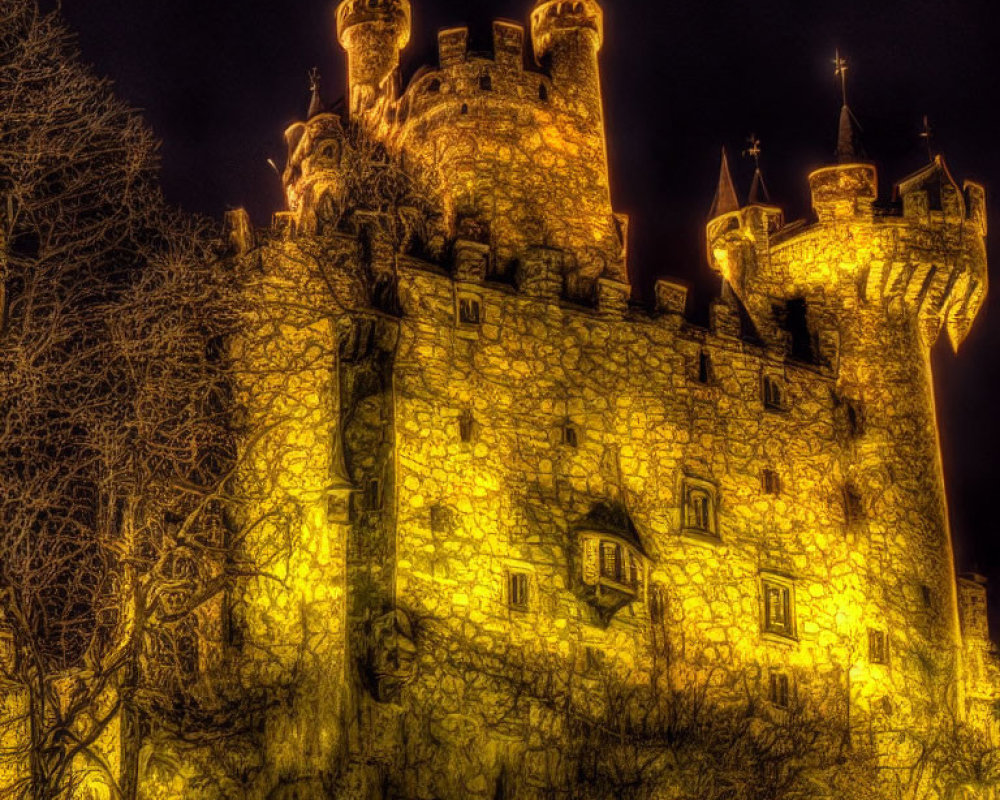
[144,0,1000,796]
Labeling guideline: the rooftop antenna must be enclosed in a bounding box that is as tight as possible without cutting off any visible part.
[920,114,935,162]
[744,133,770,204]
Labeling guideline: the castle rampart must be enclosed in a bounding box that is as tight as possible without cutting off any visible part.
[225,0,996,797]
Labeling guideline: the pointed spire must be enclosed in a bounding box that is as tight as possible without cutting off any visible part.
[836,103,857,162]
[744,134,770,204]
[832,51,862,162]
[709,147,740,219]
[307,67,325,119]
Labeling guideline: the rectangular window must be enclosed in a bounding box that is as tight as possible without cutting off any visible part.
[649,584,665,624]
[600,542,622,583]
[459,410,475,443]
[769,672,790,708]
[869,629,889,664]
[762,469,781,495]
[562,423,579,448]
[763,376,784,411]
[508,572,529,611]
[843,483,864,523]
[458,295,482,326]
[763,580,794,637]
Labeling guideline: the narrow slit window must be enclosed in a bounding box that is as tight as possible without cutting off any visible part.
[762,469,781,495]
[763,376,784,410]
[843,482,864,523]
[769,672,790,708]
[698,350,713,384]
[869,629,889,664]
[539,83,549,101]
[459,410,475,443]
[509,572,529,611]
[562,423,579,448]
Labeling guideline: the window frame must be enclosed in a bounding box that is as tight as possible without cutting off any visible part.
[580,532,644,597]
[768,671,791,708]
[508,571,529,612]
[761,574,796,641]
[456,292,483,327]
[868,628,889,665]
[762,374,786,412]
[681,478,719,539]
[762,468,781,495]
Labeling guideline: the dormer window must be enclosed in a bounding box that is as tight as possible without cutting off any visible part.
[763,375,784,411]
[681,478,718,538]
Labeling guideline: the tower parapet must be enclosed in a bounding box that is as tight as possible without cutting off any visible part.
[336,0,411,117]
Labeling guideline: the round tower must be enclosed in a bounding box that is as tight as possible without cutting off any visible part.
[336,0,411,117]
[530,0,604,121]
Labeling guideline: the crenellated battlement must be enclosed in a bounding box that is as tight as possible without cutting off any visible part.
[708,156,987,353]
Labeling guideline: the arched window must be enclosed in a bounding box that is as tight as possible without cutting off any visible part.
[682,479,718,537]
[479,73,493,92]
[460,103,469,115]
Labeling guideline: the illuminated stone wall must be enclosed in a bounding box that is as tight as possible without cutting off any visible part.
[220,0,995,797]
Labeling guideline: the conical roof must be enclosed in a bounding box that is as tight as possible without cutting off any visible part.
[709,147,740,219]
[748,168,770,205]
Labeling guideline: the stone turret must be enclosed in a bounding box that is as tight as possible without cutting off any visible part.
[336,0,411,116]
[531,0,604,121]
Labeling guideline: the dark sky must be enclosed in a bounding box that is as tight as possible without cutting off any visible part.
[50,0,1000,616]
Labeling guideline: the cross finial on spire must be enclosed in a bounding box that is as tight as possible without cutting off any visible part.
[834,49,848,107]
[307,67,324,118]
[744,134,762,169]
[744,134,770,205]
[920,114,934,162]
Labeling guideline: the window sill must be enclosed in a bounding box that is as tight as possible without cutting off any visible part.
[596,577,639,597]
[680,528,723,547]
[762,630,798,646]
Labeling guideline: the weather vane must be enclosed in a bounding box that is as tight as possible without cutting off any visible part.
[744,134,762,169]
[920,114,934,161]
[833,50,848,106]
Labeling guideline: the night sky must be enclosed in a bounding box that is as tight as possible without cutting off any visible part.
[47,0,1000,617]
